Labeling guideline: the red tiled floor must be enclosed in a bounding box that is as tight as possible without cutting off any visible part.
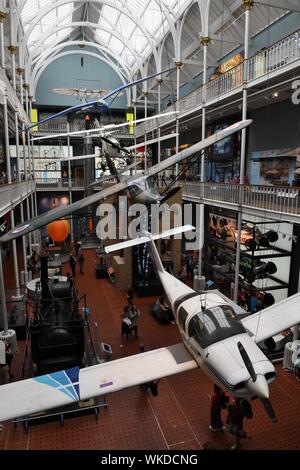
[1,247,300,450]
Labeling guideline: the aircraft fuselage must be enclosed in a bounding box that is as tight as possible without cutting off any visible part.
[127,175,162,205]
[158,270,276,401]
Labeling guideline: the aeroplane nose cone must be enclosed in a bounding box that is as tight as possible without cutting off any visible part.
[247,374,269,399]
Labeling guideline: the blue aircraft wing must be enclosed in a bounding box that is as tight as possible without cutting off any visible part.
[25,67,175,131]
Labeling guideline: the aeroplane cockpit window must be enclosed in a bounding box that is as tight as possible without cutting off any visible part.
[188,305,246,349]
[178,306,189,331]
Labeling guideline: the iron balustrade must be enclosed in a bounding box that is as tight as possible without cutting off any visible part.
[34,121,134,137]
[183,182,300,217]
[0,180,35,218]
[135,28,300,138]
[35,178,85,189]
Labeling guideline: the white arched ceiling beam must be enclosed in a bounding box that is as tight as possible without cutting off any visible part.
[178,0,203,60]
[27,24,143,78]
[160,33,176,72]
[31,47,128,91]
[17,0,83,67]
[144,33,176,97]
[206,0,245,46]
[30,41,133,87]
[28,21,146,70]
[13,0,160,71]
[146,53,157,76]
[25,41,132,92]
[31,50,131,106]
[152,0,179,59]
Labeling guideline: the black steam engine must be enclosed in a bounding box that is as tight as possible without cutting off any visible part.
[30,255,85,375]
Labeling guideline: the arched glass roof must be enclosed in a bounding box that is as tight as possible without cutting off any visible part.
[18,0,187,70]
[21,1,74,52]
[14,0,295,97]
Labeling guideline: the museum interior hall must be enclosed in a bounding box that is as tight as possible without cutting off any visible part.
[0,0,300,452]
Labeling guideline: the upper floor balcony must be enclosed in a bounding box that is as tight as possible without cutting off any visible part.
[35,177,300,224]
[136,28,300,138]
[183,182,300,224]
[0,180,35,218]
[0,66,30,126]
[35,178,84,191]
[33,121,134,140]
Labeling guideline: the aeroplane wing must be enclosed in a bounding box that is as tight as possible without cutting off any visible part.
[146,119,252,177]
[0,344,197,422]
[0,180,129,242]
[1,118,252,243]
[241,292,300,344]
[25,67,175,131]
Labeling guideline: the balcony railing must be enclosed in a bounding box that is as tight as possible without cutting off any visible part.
[35,178,84,189]
[35,121,133,137]
[0,180,35,217]
[136,28,300,137]
[183,182,300,217]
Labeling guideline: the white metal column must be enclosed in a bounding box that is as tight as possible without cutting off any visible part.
[133,85,137,174]
[0,12,6,69]
[20,202,28,273]
[67,122,74,242]
[157,78,162,164]
[143,89,148,171]
[197,37,210,280]
[0,248,8,334]
[233,0,252,303]
[175,61,182,177]
[4,55,22,299]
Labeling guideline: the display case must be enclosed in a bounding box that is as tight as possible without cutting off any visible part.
[205,212,293,308]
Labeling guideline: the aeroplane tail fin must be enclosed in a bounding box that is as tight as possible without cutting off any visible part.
[105,225,195,274]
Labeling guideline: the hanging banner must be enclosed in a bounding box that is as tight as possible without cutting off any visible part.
[126,112,134,135]
[31,108,38,132]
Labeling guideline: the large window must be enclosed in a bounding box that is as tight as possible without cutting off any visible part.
[188,305,245,349]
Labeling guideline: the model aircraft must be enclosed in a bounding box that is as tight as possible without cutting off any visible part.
[50,87,124,100]
[1,225,300,423]
[26,67,176,131]
[1,119,252,243]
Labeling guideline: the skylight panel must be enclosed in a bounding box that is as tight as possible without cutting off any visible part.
[27,24,42,49]
[26,3,73,49]
[21,0,50,25]
[142,0,163,36]
[101,5,119,25]
[95,30,111,44]
[43,28,72,49]
[109,37,125,55]
[117,14,136,39]
[128,0,149,19]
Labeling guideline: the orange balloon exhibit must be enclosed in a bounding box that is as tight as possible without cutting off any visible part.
[48,219,70,242]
